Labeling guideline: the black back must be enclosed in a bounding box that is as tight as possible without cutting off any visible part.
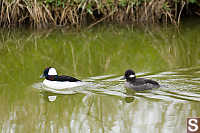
[132,78,159,86]
[144,79,159,86]
[46,75,81,82]
[54,75,81,82]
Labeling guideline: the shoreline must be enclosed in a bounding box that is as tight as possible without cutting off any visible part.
[0,0,200,28]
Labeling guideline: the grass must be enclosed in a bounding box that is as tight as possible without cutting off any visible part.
[0,0,199,28]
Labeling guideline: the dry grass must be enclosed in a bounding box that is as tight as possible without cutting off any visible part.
[0,0,197,28]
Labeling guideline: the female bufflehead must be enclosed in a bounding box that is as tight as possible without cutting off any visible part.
[122,69,160,91]
[40,67,83,89]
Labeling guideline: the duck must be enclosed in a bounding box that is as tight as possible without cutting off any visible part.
[122,69,160,91]
[40,67,84,89]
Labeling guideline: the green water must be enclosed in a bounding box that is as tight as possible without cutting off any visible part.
[1,21,200,133]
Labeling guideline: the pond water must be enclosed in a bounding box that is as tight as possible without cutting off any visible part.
[1,20,200,133]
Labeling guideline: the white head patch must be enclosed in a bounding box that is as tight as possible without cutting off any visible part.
[48,68,58,75]
[129,74,135,78]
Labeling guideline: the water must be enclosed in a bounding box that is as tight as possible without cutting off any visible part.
[1,21,200,133]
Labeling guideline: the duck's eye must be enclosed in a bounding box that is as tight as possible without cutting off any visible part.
[129,75,135,78]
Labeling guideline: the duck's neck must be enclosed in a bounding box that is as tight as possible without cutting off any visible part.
[127,78,136,82]
[46,75,58,81]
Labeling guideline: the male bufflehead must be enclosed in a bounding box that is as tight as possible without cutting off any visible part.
[40,67,83,89]
[122,69,160,91]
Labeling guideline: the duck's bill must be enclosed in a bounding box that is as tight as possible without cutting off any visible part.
[120,76,125,80]
[40,74,45,78]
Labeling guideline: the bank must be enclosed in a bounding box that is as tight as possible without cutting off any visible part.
[0,0,200,28]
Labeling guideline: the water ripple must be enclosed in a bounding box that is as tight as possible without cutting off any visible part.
[33,68,200,102]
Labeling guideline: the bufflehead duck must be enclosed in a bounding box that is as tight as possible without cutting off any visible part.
[40,67,83,89]
[122,69,160,91]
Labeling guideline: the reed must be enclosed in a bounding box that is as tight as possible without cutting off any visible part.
[0,0,199,28]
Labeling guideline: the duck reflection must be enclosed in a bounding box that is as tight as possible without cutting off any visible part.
[124,96,135,103]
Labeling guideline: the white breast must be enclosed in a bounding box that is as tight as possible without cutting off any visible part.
[43,79,86,89]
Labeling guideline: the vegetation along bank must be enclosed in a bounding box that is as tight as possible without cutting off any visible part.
[0,0,200,28]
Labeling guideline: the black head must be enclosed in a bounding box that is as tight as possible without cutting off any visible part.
[40,67,51,79]
[123,69,136,81]
[40,67,58,79]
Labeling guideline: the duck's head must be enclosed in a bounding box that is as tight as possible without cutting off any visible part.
[122,69,136,81]
[40,67,58,79]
